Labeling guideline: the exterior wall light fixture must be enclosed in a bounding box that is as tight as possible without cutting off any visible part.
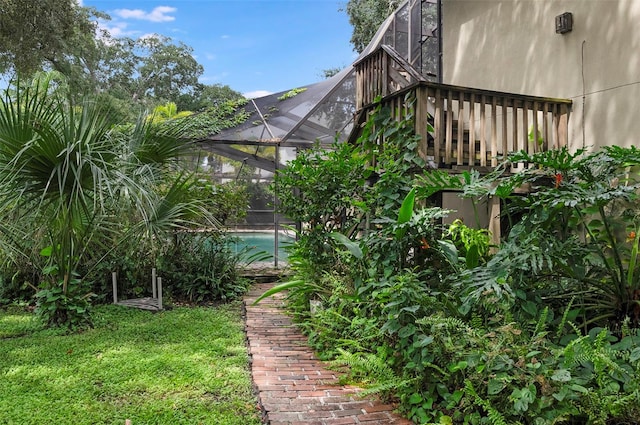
[555,12,573,34]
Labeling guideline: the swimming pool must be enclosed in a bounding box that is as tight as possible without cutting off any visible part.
[227,231,295,264]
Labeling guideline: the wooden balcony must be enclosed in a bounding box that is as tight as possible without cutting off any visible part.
[352,45,572,170]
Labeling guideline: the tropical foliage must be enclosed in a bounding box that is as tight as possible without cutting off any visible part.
[0,75,247,328]
[266,101,640,424]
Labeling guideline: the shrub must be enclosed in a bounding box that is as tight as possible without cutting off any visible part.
[158,231,250,303]
[267,100,640,423]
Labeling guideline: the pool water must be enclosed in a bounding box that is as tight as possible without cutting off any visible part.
[227,231,294,262]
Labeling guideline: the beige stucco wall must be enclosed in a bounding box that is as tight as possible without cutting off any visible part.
[442,0,640,151]
[442,192,489,228]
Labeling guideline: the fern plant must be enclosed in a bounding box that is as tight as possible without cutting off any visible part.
[330,348,408,395]
[464,381,509,425]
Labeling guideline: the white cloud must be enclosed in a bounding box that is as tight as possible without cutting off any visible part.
[221,35,231,39]
[97,21,137,38]
[205,53,217,60]
[139,32,161,41]
[114,6,176,23]
[243,90,273,99]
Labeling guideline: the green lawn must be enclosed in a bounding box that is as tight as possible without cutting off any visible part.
[0,303,262,425]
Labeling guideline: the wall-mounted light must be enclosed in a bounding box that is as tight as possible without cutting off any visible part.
[555,12,573,34]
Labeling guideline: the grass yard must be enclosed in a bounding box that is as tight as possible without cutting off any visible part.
[0,302,263,425]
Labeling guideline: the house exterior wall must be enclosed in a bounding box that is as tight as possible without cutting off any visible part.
[442,0,640,151]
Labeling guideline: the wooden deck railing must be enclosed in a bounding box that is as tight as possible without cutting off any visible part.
[353,46,572,169]
[355,45,425,110]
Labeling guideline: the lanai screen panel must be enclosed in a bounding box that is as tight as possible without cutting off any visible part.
[361,0,440,81]
[421,0,440,79]
[287,72,356,145]
[387,3,409,58]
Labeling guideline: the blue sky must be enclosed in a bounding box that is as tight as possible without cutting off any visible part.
[82,0,357,98]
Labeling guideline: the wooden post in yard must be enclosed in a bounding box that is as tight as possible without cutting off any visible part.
[157,277,163,310]
[152,267,157,299]
[112,272,118,304]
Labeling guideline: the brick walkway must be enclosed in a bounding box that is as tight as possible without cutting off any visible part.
[244,283,412,425]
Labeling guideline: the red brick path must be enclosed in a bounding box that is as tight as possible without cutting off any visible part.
[244,283,412,425]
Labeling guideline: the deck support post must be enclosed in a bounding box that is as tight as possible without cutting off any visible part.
[488,195,501,252]
[415,86,430,161]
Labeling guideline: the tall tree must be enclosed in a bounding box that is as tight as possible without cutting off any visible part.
[178,83,244,112]
[1,1,243,121]
[1,2,210,116]
[0,0,101,75]
[75,34,205,113]
[344,0,400,53]
[133,35,204,103]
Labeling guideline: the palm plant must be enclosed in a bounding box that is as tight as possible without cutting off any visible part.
[0,75,213,327]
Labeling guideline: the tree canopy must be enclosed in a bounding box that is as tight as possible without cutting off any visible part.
[344,0,400,53]
[0,1,241,119]
[0,0,99,75]
[91,34,205,111]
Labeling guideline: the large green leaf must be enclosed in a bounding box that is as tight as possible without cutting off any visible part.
[438,240,460,268]
[395,188,416,239]
[465,244,480,269]
[330,232,363,259]
[251,280,306,305]
[397,188,416,225]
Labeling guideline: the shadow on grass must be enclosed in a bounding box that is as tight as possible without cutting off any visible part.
[0,302,262,425]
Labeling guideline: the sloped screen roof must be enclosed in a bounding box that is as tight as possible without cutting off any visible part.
[196,0,440,169]
[204,66,355,148]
